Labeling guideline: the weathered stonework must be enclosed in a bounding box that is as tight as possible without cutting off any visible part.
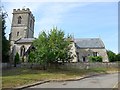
[10,8,35,41]
[9,8,35,63]
[70,38,109,62]
[77,48,108,62]
[69,42,77,62]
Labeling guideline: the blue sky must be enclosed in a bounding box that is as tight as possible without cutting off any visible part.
[2,1,118,53]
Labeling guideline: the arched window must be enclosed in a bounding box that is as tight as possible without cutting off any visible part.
[18,16,22,24]
[17,32,19,36]
[20,45,25,57]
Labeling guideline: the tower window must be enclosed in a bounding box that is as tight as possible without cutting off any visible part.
[17,32,19,36]
[18,16,22,24]
[30,20,32,28]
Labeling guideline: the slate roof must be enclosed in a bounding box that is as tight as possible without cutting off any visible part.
[15,38,105,49]
[74,38,105,49]
[15,38,35,44]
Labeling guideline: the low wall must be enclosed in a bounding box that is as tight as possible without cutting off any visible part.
[60,62,119,69]
[2,62,119,70]
[2,63,11,69]
[21,63,43,69]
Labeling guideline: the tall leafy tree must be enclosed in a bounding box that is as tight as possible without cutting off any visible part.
[31,27,72,69]
[28,50,36,68]
[116,53,120,61]
[1,13,10,62]
[33,31,49,69]
[107,50,116,62]
[48,28,72,64]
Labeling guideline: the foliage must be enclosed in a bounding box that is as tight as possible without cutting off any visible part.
[14,52,20,67]
[107,50,116,62]
[115,53,120,61]
[31,27,72,69]
[28,51,36,63]
[107,50,120,62]
[89,56,102,62]
[28,51,36,68]
[1,12,10,62]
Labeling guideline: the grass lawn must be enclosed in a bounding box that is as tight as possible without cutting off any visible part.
[2,67,118,88]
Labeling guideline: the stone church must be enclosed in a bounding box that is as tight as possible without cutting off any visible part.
[9,8,109,63]
[70,38,109,62]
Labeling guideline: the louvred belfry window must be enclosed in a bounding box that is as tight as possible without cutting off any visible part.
[18,16,22,24]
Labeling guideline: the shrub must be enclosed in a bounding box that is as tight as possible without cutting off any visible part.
[14,52,20,67]
[115,53,120,61]
[107,50,116,62]
[89,56,102,62]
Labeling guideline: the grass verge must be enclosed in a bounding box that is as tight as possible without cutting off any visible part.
[2,67,118,88]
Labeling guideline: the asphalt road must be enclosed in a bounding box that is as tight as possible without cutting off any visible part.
[28,73,119,88]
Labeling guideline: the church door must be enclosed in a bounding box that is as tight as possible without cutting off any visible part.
[82,56,86,62]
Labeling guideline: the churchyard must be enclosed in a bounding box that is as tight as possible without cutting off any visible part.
[2,63,119,88]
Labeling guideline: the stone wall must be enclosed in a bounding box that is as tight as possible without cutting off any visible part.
[20,62,119,70]
[2,63,11,69]
[2,62,119,70]
[60,62,119,69]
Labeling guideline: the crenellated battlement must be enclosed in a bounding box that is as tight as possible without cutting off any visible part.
[13,8,30,12]
[13,8,35,20]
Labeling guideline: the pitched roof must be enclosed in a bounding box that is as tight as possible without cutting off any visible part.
[74,38,105,49]
[15,38,35,44]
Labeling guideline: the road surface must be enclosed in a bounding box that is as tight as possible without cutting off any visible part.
[28,73,119,88]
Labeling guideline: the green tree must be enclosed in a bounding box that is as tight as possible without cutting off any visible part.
[1,12,10,62]
[115,53,120,61]
[107,50,116,62]
[14,52,20,67]
[48,28,72,64]
[28,51,36,68]
[33,31,49,69]
[32,27,72,69]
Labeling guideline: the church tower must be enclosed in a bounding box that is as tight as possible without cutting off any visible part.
[9,8,35,46]
[9,8,35,62]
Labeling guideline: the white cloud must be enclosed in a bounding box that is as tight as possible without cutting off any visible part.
[2,2,91,38]
[34,2,92,37]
